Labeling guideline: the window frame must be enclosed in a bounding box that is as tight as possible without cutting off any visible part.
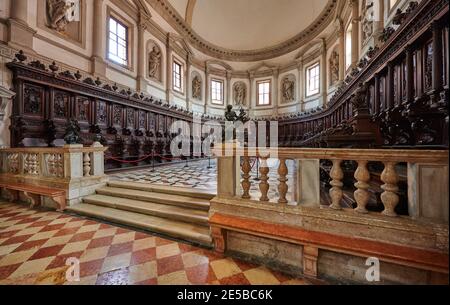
[172,58,184,93]
[305,62,321,97]
[107,15,129,68]
[210,78,224,105]
[256,79,272,106]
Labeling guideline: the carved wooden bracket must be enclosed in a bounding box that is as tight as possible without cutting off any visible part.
[0,85,15,121]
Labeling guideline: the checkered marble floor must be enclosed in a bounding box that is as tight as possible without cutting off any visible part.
[0,201,319,285]
[110,159,297,202]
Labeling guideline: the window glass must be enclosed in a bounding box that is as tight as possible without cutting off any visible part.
[108,17,128,66]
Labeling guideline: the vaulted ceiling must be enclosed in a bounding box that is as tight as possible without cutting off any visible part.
[149,0,338,62]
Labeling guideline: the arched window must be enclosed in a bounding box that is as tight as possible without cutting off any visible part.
[345,23,352,70]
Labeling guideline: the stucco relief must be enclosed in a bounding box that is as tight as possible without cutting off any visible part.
[46,0,79,32]
[192,74,202,100]
[233,82,246,106]
[329,50,339,86]
[148,42,162,81]
[281,75,295,104]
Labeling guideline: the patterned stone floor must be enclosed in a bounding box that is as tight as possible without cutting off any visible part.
[110,159,297,203]
[0,201,319,285]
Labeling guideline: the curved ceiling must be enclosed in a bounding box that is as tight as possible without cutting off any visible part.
[151,0,338,62]
[188,0,329,50]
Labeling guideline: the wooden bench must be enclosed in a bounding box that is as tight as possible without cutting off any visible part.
[0,181,66,211]
[210,213,449,277]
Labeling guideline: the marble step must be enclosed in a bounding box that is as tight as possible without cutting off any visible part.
[96,187,210,211]
[107,181,215,200]
[83,194,209,226]
[67,203,213,246]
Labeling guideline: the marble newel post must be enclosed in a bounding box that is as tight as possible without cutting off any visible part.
[92,0,106,77]
[8,0,36,51]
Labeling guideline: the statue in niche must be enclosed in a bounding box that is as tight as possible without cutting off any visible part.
[192,76,201,99]
[330,51,340,85]
[148,46,161,80]
[281,77,295,103]
[233,82,246,106]
[46,0,77,32]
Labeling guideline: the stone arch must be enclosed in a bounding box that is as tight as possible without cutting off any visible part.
[280,74,296,104]
[147,40,163,82]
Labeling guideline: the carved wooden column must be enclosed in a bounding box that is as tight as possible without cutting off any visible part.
[8,0,36,51]
[92,0,106,77]
[354,160,370,213]
[259,157,269,202]
[241,156,251,199]
[387,62,394,109]
[431,21,444,106]
[374,73,380,114]
[405,45,414,103]
[329,159,343,209]
[380,162,399,216]
[277,158,288,204]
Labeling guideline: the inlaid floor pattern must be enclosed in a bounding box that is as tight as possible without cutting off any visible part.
[0,202,320,285]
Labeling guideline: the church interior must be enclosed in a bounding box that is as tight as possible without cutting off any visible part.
[0,0,448,286]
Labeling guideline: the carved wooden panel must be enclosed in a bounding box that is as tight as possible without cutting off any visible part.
[23,84,44,117]
[138,111,146,129]
[53,90,70,120]
[127,108,135,128]
[148,113,156,131]
[113,104,122,127]
[96,100,107,126]
[75,97,90,123]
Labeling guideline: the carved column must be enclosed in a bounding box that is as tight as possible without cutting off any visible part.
[277,158,288,204]
[350,0,360,68]
[241,156,251,199]
[137,13,148,92]
[405,45,414,103]
[380,162,399,217]
[354,160,370,213]
[387,62,394,109]
[431,21,443,106]
[329,159,343,209]
[92,0,106,77]
[8,0,36,51]
[259,157,269,202]
[374,73,380,114]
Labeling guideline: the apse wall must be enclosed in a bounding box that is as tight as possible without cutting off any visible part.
[0,0,419,147]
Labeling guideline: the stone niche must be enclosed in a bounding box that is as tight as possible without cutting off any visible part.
[37,0,86,47]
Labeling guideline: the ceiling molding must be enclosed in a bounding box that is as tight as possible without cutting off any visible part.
[146,0,338,62]
[185,0,196,26]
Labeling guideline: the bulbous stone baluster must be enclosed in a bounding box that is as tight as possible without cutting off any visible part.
[241,157,251,199]
[259,157,269,202]
[329,159,343,210]
[83,152,91,177]
[354,160,370,213]
[380,162,399,217]
[277,158,288,204]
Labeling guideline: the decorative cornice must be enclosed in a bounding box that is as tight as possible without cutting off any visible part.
[146,0,338,62]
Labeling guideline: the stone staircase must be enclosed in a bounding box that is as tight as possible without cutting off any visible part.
[67,181,214,247]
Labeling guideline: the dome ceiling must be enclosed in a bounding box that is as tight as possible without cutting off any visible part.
[149,0,338,62]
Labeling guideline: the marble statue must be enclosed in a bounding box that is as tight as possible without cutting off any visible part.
[47,0,76,32]
[233,82,246,106]
[282,77,295,102]
[192,76,201,99]
[148,46,161,79]
[330,51,340,85]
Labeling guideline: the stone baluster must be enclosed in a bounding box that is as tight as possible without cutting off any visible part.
[83,152,91,177]
[277,158,288,204]
[354,160,370,213]
[259,157,269,202]
[329,159,343,209]
[380,162,399,217]
[241,156,251,199]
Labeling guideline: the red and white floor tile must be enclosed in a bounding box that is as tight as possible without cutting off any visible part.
[0,201,319,285]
